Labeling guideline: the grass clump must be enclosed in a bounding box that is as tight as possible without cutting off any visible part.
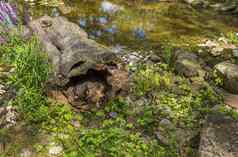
[0,34,49,89]
[0,32,50,124]
[162,44,174,66]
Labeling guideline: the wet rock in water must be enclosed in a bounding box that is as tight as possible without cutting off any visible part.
[199,115,238,157]
[28,16,129,110]
[175,50,205,78]
[214,62,238,94]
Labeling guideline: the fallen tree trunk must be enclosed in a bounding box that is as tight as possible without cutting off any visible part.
[28,16,129,110]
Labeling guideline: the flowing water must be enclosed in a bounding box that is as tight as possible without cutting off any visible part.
[18,0,238,52]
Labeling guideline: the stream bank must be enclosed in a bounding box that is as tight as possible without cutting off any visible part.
[0,1,238,157]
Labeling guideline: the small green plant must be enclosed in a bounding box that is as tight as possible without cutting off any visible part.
[134,64,173,96]
[105,97,130,117]
[163,45,174,66]
[214,105,238,120]
[61,117,165,157]
[226,32,238,45]
[137,105,155,127]
[12,88,49,123]
[134,65,161,96]
[212,69,224,86]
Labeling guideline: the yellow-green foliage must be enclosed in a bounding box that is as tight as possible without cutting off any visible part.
[226,32,238,45]
[212,69,224,86]
[134,64,173,96]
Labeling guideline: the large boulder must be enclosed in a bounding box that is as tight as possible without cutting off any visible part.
[28,16,129,109]
[214,62,238,94]
[199,115,238,157]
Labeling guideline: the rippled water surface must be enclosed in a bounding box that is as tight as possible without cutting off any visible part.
[18,0,238,51]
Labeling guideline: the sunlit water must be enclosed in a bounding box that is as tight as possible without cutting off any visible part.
[18,0,238,52]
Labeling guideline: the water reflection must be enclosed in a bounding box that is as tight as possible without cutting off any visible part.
[100,1,122,14]
[105,25,117,34]
[133,27,146,39]
[98,16,108,25]
[78,18,87,28]
[19,0,238,50]
[51,8,60,17]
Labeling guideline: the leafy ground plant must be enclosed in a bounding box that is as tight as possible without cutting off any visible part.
[226,32,238,45]
[1,28,237,157]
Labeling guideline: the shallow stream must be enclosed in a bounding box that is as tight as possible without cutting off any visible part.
[19,0,238,52]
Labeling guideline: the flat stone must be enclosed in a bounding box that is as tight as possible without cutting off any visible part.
[199,115,238,157]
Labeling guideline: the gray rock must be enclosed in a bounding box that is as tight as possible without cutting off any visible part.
[155,131,170,145]
[215,62,238,94]
[175,51,205,78]
[159,119,174,130]
[149,54,161,63]
[199,115,238,157]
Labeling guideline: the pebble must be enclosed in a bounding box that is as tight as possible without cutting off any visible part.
[232,48,238,57]
[48,145,63,156]
[150,54,161,62]
[20,148,32,157]
[159,118,174,130]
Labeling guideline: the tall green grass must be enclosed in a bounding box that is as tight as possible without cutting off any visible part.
[0,32,50,124]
